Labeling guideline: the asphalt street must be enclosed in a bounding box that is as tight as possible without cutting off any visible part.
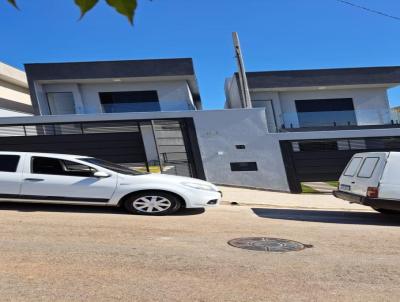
[0,202,399,302]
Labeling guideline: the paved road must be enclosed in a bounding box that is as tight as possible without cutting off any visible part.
[0,202,399,302]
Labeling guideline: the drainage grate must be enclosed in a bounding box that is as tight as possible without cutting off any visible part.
[228,237,312,252]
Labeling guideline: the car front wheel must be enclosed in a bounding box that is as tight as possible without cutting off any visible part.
[123,191,181,215]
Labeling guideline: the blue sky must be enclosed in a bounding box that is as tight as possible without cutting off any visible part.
[1,0,400,109]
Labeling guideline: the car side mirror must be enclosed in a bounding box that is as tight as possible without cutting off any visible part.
[93,171,110,178]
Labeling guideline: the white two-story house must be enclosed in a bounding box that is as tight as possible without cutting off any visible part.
[225,66,400,132]
[25,58,202,116]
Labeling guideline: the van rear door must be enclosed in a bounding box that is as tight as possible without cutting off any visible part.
[339,155,364,193]
[351,154,387,196]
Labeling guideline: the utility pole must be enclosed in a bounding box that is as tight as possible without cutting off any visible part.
[232,32,252,108]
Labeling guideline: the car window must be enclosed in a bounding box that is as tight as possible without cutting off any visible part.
[343,157,363,177]
[63,160,96,177]
[32,157,95,177]
[79,157,144,175]
[357,157,380,178]
[0,155,20,172]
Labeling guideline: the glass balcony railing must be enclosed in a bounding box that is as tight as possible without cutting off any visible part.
[272,109,400,131]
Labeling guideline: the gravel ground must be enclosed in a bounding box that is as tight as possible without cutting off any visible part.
[0,202,399,302]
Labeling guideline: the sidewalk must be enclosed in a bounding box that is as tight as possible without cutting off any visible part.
[219,186,373,211]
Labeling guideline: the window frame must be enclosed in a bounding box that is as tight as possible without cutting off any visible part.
[0,155,21,173]
[356,157,380,179]
[46,92,76,115]
[31,156,97,177]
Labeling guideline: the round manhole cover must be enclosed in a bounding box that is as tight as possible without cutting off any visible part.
[228,237,312,252]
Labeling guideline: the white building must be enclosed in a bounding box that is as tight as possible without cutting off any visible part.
[225,66,400,132]
[0,62,33,116]
[25,58,201,116]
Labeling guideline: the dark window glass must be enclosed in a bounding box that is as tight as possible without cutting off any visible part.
[99,91,160,113]
[295,98,356,127]
[298,141,338,151]
[63,160,96,177]
[0,155,20,172]
[80,157,143,175]
[230,162,258,172]
[32,157,95,177]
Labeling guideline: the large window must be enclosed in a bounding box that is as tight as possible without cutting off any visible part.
[295,98,356,127]
[99,91,160,113]
[0,155,20,172]
[32,157,95,177]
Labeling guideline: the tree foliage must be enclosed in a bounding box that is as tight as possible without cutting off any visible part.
[6,0,138,24]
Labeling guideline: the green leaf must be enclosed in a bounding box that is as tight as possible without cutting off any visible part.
[106,0,137,24]
[75,0,99,18]
[7,0,19,9]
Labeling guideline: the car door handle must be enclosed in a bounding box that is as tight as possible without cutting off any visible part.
[24,178,45,182]
[351,181,356,184]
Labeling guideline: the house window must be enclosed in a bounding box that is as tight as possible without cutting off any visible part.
[99,91,160,113]
[295,98,356,127]
[47,92,76,115]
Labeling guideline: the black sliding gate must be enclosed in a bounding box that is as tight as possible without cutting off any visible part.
[0,118,204,179]
[280,136,400,193]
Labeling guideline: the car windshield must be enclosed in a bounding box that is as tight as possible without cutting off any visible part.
[79,158,145,175]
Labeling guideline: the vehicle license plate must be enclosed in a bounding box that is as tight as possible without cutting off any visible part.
[340,184,351,191]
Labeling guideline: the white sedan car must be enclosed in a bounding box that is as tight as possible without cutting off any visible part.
[0,152,221,215]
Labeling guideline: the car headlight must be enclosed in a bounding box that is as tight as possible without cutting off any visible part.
[181,182,217,192]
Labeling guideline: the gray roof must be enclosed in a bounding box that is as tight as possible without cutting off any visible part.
[238,66,400,89]
[25,58,195,81]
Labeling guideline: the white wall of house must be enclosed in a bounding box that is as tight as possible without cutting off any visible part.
[39,80,195,115]
[0,62,32,116]
[246,86,392,129]
[277,87,391,127]
[0,108,30,117]
[0,79,31,105]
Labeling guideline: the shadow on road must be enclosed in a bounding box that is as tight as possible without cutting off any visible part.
[252,208,400,226]
[0,202,205,216]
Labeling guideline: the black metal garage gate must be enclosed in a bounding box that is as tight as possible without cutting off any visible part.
[280,136,400,193]
[0,118,205,179]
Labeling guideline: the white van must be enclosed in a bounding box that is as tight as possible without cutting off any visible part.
[333,152,400,214]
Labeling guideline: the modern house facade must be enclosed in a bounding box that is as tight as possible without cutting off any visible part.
[2,58,400,193]
[225,66,400,132]
[25,58,201,116]
[0,62,33,116]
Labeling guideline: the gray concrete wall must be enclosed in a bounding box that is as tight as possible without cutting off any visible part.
[192,109,290,191]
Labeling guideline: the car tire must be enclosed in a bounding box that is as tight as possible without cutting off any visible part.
[373,208,400,215]
[123,191,181,216]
